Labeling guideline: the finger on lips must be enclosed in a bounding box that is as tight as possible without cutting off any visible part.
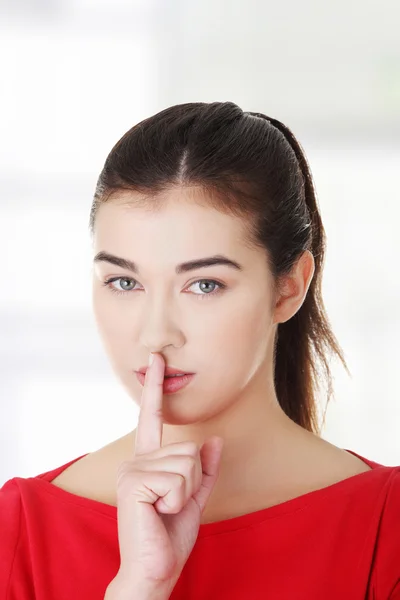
[134,352,165,457]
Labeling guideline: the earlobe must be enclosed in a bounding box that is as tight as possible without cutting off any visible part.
[271,277,296,325]
[272,282,299,325]
[303,250,315,288]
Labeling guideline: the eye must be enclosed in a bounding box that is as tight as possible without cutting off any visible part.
[102,277,227,300]
[187,279,226,299]
[102,277,137,295]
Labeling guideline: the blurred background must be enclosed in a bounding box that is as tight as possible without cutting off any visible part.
[0,0,399,484]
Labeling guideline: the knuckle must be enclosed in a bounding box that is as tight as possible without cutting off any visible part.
[174,472,186,488]
[183,454,197,472]
[183,441,199,456]
[174,454,197,478]
[153,408,163,419]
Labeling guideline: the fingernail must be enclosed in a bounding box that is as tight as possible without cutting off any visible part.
[149,352,155,367]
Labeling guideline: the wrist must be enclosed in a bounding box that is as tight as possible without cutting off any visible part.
[105,574,174,600]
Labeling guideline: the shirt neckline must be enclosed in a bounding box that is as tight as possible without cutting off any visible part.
[27,448,386,538]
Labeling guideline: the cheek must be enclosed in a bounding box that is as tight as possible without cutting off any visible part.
[244,300,272,361]
[213,296,270,348]
[219,304,271,382]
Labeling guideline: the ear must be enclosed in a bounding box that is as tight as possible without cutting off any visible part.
[272,250,315,325]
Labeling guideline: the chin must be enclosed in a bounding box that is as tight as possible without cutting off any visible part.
[160,413,198,426]
[160,404,207,426]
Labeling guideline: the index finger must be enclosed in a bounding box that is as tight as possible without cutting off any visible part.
[134,352,165,456]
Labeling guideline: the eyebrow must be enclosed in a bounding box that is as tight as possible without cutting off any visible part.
[93,251,243,275]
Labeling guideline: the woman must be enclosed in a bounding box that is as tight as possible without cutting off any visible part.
[1,102,399,599]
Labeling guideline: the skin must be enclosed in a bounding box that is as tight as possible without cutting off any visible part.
[89,185,369,524]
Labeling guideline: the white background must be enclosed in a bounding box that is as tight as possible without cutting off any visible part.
[1,0,399,484]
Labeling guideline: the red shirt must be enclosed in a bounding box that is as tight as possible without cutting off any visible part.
[1,449,399,600]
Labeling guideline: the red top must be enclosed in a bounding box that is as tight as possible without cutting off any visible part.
[1,449,399,600]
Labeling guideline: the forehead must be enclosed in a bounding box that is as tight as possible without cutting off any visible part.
[94,187,251,254]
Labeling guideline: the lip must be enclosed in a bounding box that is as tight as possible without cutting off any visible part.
[137,366,194,376]
[135,372,195,394]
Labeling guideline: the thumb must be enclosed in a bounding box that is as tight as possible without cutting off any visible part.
[192,436,224,513]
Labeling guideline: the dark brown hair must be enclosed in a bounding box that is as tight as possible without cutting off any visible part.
[89,101,350,435]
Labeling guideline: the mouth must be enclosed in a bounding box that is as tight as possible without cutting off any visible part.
[137,366,194,377]
[135,371,195,394]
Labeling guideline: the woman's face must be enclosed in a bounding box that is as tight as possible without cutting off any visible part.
[91,187,277,425]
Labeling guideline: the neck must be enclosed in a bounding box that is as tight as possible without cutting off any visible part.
[128,377,316,506]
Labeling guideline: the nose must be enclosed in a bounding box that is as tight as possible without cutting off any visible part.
[138,297,185,351]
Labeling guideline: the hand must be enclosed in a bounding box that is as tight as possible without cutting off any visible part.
[112,352,224,591]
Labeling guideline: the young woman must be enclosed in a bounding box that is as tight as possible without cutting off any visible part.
[1,102,399,600]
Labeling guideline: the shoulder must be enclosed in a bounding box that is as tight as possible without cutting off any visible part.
[0,476,22,529]
[0,478,23,595]
[369,465,400,598]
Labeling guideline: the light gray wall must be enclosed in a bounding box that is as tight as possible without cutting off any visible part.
[1,0,399,484]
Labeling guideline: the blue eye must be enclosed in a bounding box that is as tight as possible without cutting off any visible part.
[102,277,227,300]
[103,277,136,294]
[188,280,225,298]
